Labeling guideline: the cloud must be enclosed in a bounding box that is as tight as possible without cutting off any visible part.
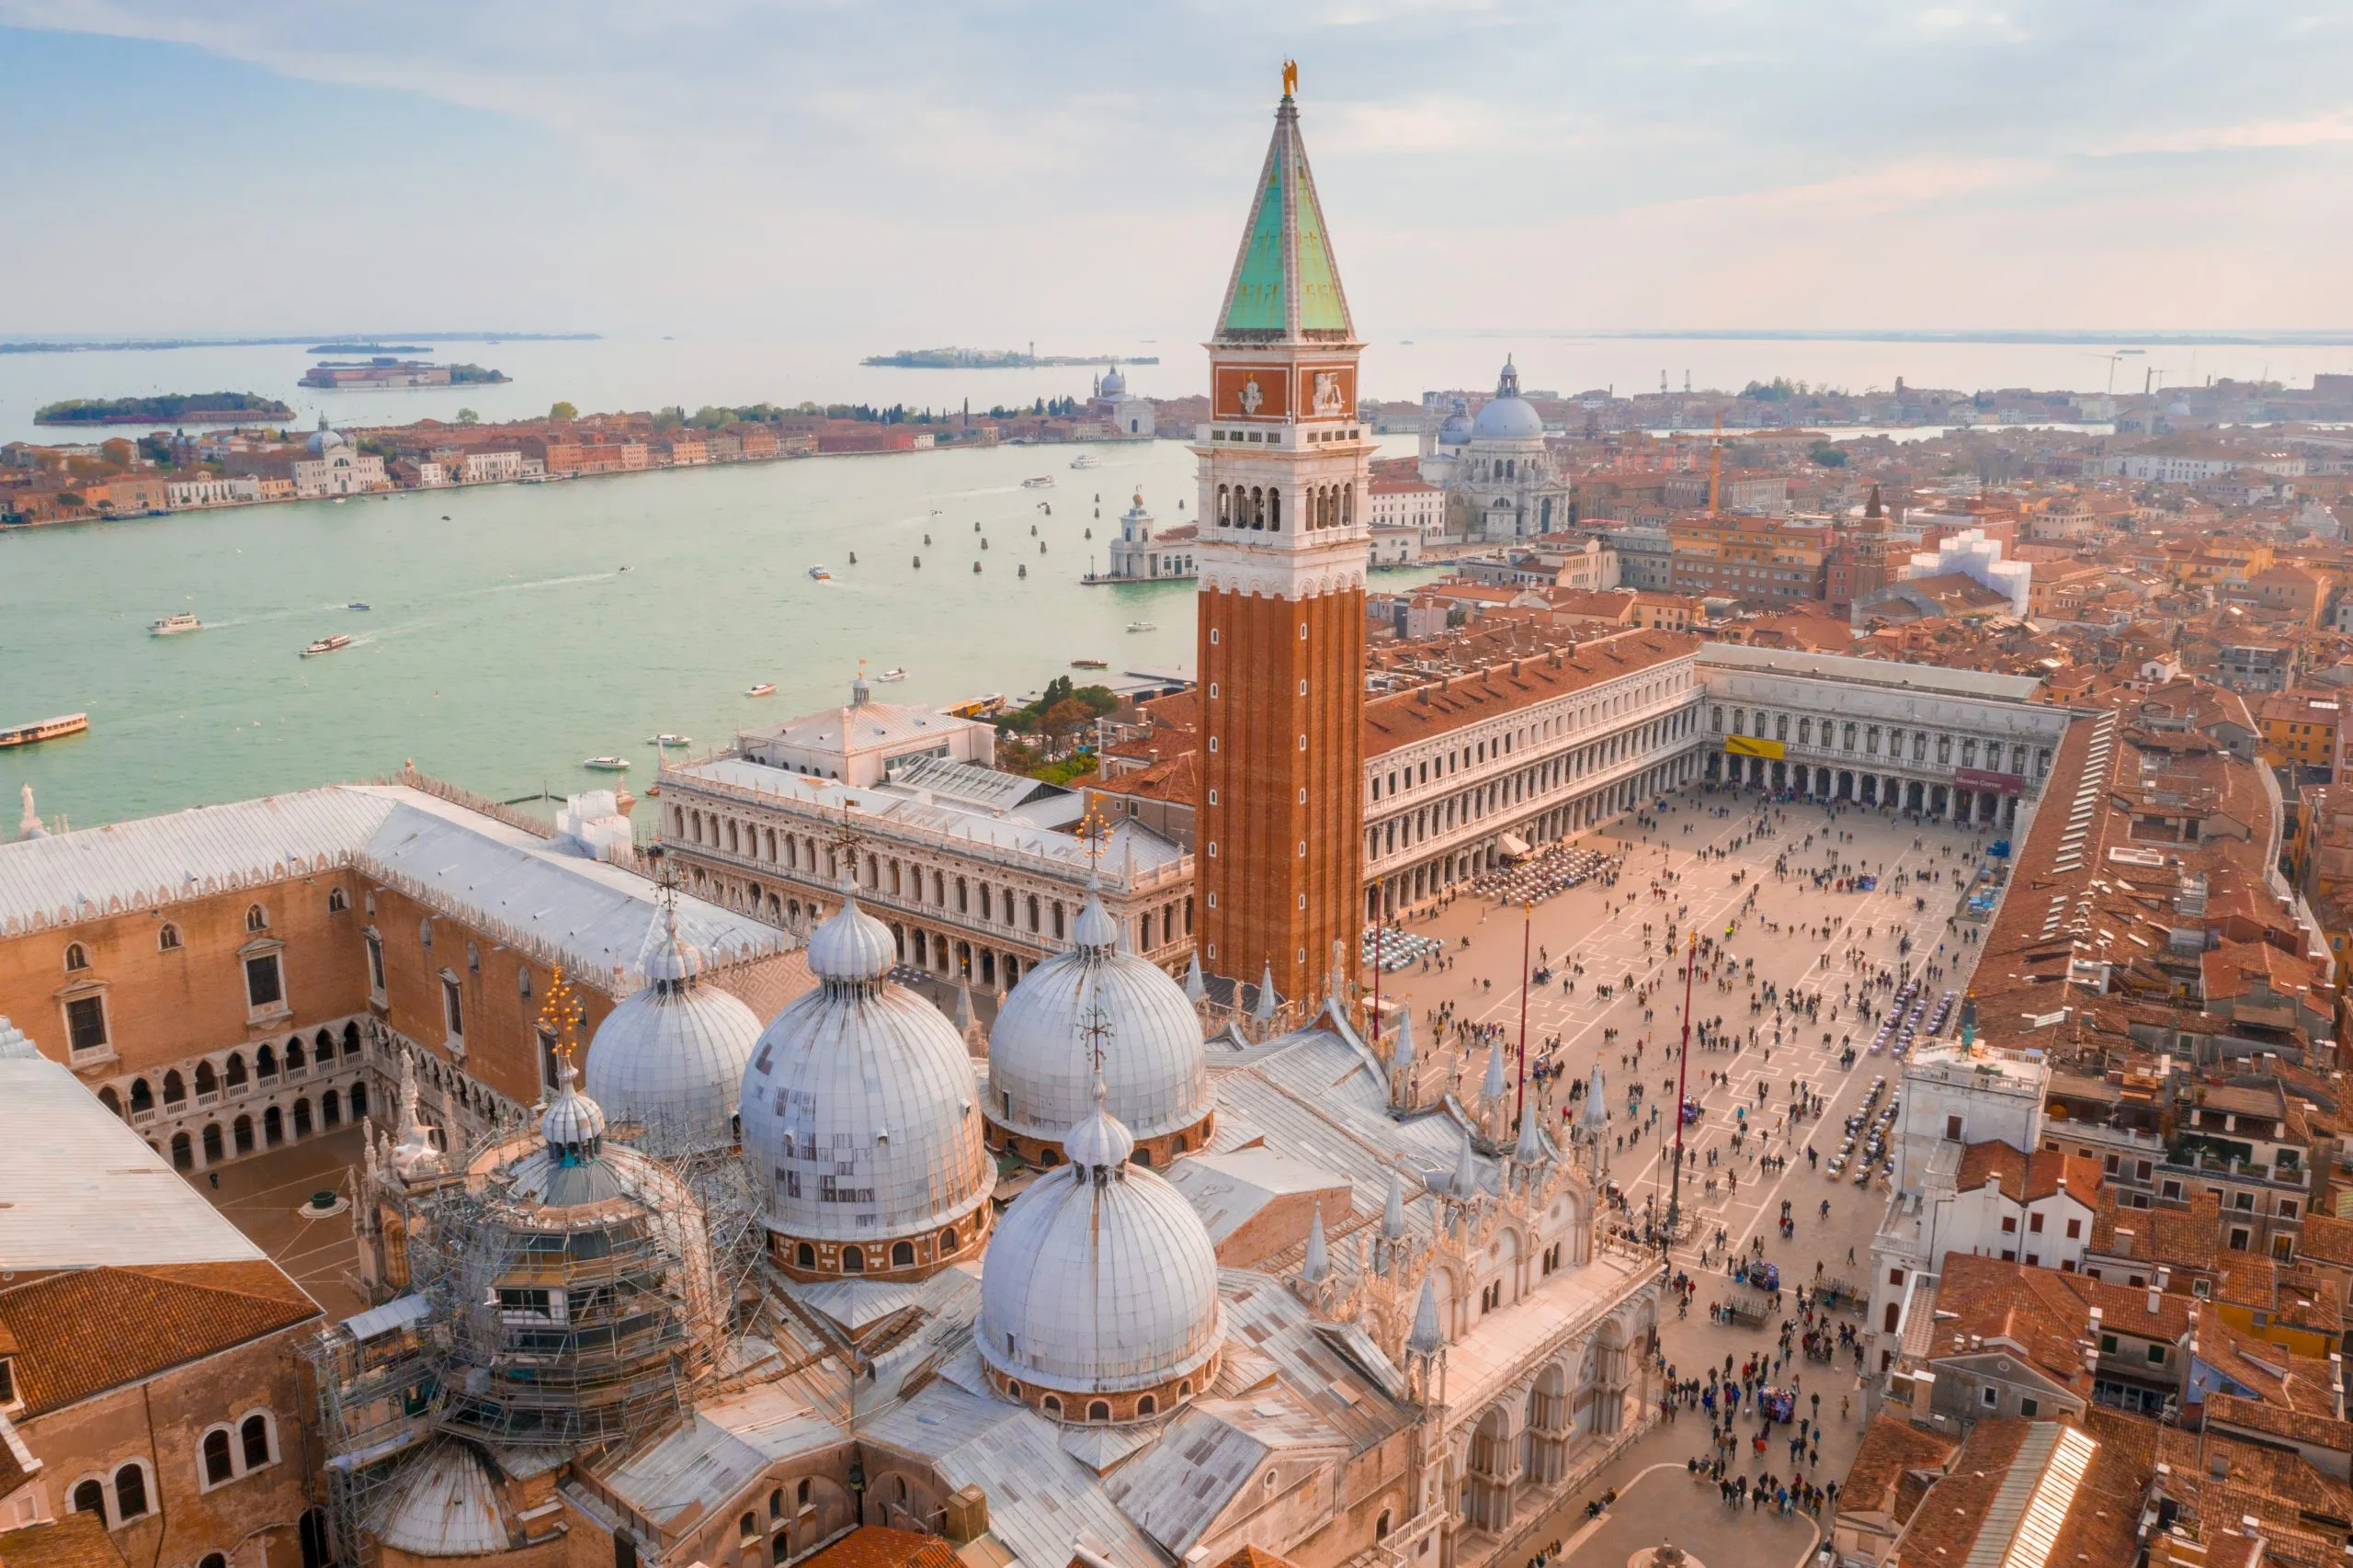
[3,1,2352,340]
[2094,112,2353,156]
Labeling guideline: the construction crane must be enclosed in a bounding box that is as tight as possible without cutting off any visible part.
[2081,351,2128,398]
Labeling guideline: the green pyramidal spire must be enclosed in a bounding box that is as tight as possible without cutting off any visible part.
[1213,81,1355,345]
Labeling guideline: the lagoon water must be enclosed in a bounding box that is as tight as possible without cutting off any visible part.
[4,435,1356,830]
[12,324,2350,832]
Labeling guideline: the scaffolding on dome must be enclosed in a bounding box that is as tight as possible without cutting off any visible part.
[304,1110,756,1568]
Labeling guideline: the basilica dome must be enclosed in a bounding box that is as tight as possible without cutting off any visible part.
[984,883,1211,1165]
[584,905,763,1156]
[739,890,994,1279]
[1099,364,1128,397]
[976,1090,1224,1423]
[1471,358,1545,441]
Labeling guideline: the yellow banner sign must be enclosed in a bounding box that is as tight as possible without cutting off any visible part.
[1724,734,1786,760]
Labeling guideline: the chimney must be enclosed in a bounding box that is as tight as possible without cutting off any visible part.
[2148,1286,2163,1316]
[945,1486,989,1546]
[2156,1265,2171,1293]
[2114,1226,2135,1259]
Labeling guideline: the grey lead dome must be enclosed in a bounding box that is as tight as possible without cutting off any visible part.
[977,1097,1223,1407]
[739,891,993,1246]
[584,905,763,1154]
[986,883,1208,1144]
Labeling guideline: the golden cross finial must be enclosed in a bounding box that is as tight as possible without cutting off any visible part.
[1282,60,1298,98]
[825,801,869,877]
[538,966,588,1069]
[1075,806,1113,869]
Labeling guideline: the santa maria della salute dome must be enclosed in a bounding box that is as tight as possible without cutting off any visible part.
[295,74,1654,1568]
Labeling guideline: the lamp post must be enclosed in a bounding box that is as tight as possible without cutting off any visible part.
[1665,930,1698,1250]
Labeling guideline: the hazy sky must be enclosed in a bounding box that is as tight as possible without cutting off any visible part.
[6,2,2351,342]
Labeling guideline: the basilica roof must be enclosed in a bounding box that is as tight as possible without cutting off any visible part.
[585,904,765,1155]
[739,893,994,1246]
[986,883,1208,1144]
[978,1094,1224,1404]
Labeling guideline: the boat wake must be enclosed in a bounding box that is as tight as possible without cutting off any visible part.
[462,570,624,598]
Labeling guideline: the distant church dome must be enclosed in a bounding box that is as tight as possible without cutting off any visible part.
[584,903,763,1155]
[308,413,348,455]
[738,888,995,1278]
[1470,358,1544,441]
[1099,364,1128,397]
[976,1086,1224,1424]
[984,881,1211,1165]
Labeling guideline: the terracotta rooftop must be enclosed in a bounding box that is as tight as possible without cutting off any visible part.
[0,1262,318,1417]
[1362,631,1696,756]
[1953,1142,2105,1205]
[796,1528,961,1568]
[0,1516,127,1568]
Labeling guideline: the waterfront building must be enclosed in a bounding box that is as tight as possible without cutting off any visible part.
[657,681,1193,989]
[1417,359,1572,540]
[733,675,997,786]
[1086,363,1157,438]
[1097,489,1198,581]
[1191,78,1370,1006]
[1369,472,1444,541]
[0,772,798,1177]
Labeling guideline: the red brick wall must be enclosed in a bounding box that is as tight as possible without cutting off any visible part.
[1197,585,1366,1001]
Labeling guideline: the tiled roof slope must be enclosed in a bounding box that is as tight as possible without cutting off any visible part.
[0,1262,317,1416]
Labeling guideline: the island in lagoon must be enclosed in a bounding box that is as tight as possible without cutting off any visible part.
[307,342,432,355]
[300,359,509,389]
[34,392,295,426]
[862,346,1161,369]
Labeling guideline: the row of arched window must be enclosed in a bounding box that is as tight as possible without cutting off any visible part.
[1371,668,1688,803]
[668,805,1100,948]
[1211,481,1359,533]
[787,1228,959,1272]
[1711,705,2047,778]
[103,1023,364,1119]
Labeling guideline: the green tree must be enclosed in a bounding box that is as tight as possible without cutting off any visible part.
[550,401,577,421]
[455,407,480,426]
[1808,441,1847,468]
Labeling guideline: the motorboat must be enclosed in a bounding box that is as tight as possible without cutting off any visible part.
[583,756,631,771]
[647,733,692,747]
[1125,620,1157,632]
[808,565,833,581]
[301,634,352,657]
[149,611,203,636]
[876,668,907,682]
[347,602,370,611]
[1070,657,1109,669]
[1021,475,1055,489]
[746,683,777,698]
[1069,453,1100,470]
[0,712,89,749]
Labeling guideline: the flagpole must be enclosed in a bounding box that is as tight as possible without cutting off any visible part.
[1515,908,1531,1131]
[1667,929,1698,1249]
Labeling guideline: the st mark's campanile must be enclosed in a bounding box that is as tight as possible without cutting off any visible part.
[1195,66,1369,1008]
